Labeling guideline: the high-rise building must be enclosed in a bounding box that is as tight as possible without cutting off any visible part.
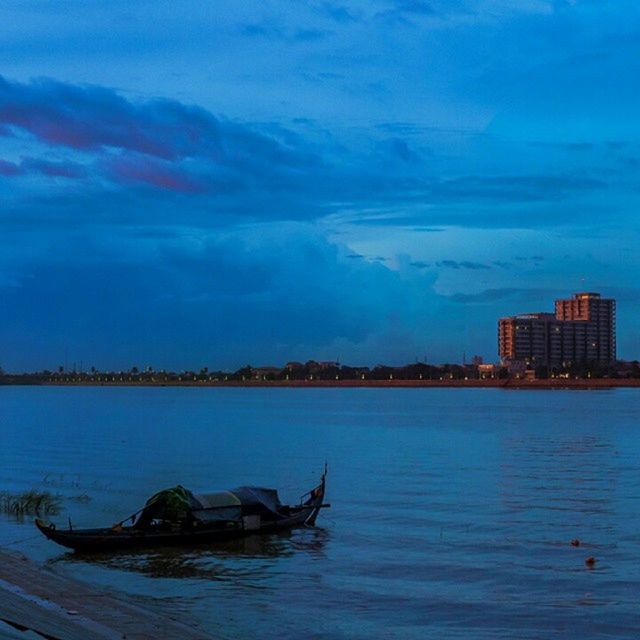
[554,292,616,364]
[498,292,616,368]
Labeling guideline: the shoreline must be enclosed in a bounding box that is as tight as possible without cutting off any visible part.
[2,378,638,390]
[0,548,215,639]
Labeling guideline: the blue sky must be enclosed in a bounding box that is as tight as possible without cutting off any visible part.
[1,0,639,370]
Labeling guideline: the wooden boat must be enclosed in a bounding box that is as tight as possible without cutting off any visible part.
[36,469,328,552]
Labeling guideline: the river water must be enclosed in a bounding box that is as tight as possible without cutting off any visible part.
[1,386,639,639]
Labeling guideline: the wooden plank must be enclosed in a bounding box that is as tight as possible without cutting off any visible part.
[0,549,215,639]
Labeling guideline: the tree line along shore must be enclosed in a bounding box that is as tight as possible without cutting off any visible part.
[1,364,640,390]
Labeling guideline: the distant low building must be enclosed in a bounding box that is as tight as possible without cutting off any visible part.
[477,363,497,379]
[251,366,282,380]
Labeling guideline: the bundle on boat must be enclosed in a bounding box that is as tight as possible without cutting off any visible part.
[35,469,328,552]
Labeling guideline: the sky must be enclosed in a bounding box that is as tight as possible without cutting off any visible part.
[1,0,639,371]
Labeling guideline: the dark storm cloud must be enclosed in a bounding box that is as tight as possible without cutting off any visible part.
[0,227,444,369]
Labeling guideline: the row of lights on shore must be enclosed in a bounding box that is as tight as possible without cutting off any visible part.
[51,372,476,383]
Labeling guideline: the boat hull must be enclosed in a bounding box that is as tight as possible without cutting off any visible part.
[36,474,327,553]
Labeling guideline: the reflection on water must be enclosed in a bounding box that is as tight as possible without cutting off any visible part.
[53,527,329,582]
[500,434,617,523]
[2,387,640,639]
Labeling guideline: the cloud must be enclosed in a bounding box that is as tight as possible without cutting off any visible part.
[317,3,358,23]
[0,74,622,234]
[449,287,531,304]
[395,1,436,15]
[240,24,331,42]
[374,0,552,25]
[432,174,606,202]
[21,157,87,179]
[102,154,205,193]
[379,137,422,163]
[0,156,86,179]
[240,24,284,39]
[293,28,330,42]
[375,1,436,24]
[448,287,557,303]
[436,260,491,270]
[0,74,307,169]
[0,225,449,369]
[529,141,595,152]
[0,159,21,176]
[0,74,341,219]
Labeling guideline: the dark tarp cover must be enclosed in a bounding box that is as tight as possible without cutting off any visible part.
[228,487,282,517]
[138,485,284,525]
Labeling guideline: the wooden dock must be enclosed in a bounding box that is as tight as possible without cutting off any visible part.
[0,549,215,639]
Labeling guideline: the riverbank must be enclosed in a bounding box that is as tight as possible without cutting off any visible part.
[25,378,640,389]
[0,548,214,639]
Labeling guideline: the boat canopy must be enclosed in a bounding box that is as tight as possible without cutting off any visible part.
[136,485,283,527]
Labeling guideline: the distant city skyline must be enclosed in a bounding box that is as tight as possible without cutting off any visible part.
[1,2,639,371]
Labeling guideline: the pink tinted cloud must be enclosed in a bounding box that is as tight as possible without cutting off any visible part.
[0,76,223,160]
[106,156,203,193]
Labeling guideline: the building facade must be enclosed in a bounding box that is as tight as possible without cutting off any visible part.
[498,292,616,369]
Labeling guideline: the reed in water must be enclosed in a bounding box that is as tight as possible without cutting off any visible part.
[0,490,61,516]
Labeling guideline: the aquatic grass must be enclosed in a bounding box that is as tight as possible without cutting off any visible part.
[0,490,62,516]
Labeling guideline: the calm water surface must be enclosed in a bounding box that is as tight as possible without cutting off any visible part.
[1,387,639,639]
